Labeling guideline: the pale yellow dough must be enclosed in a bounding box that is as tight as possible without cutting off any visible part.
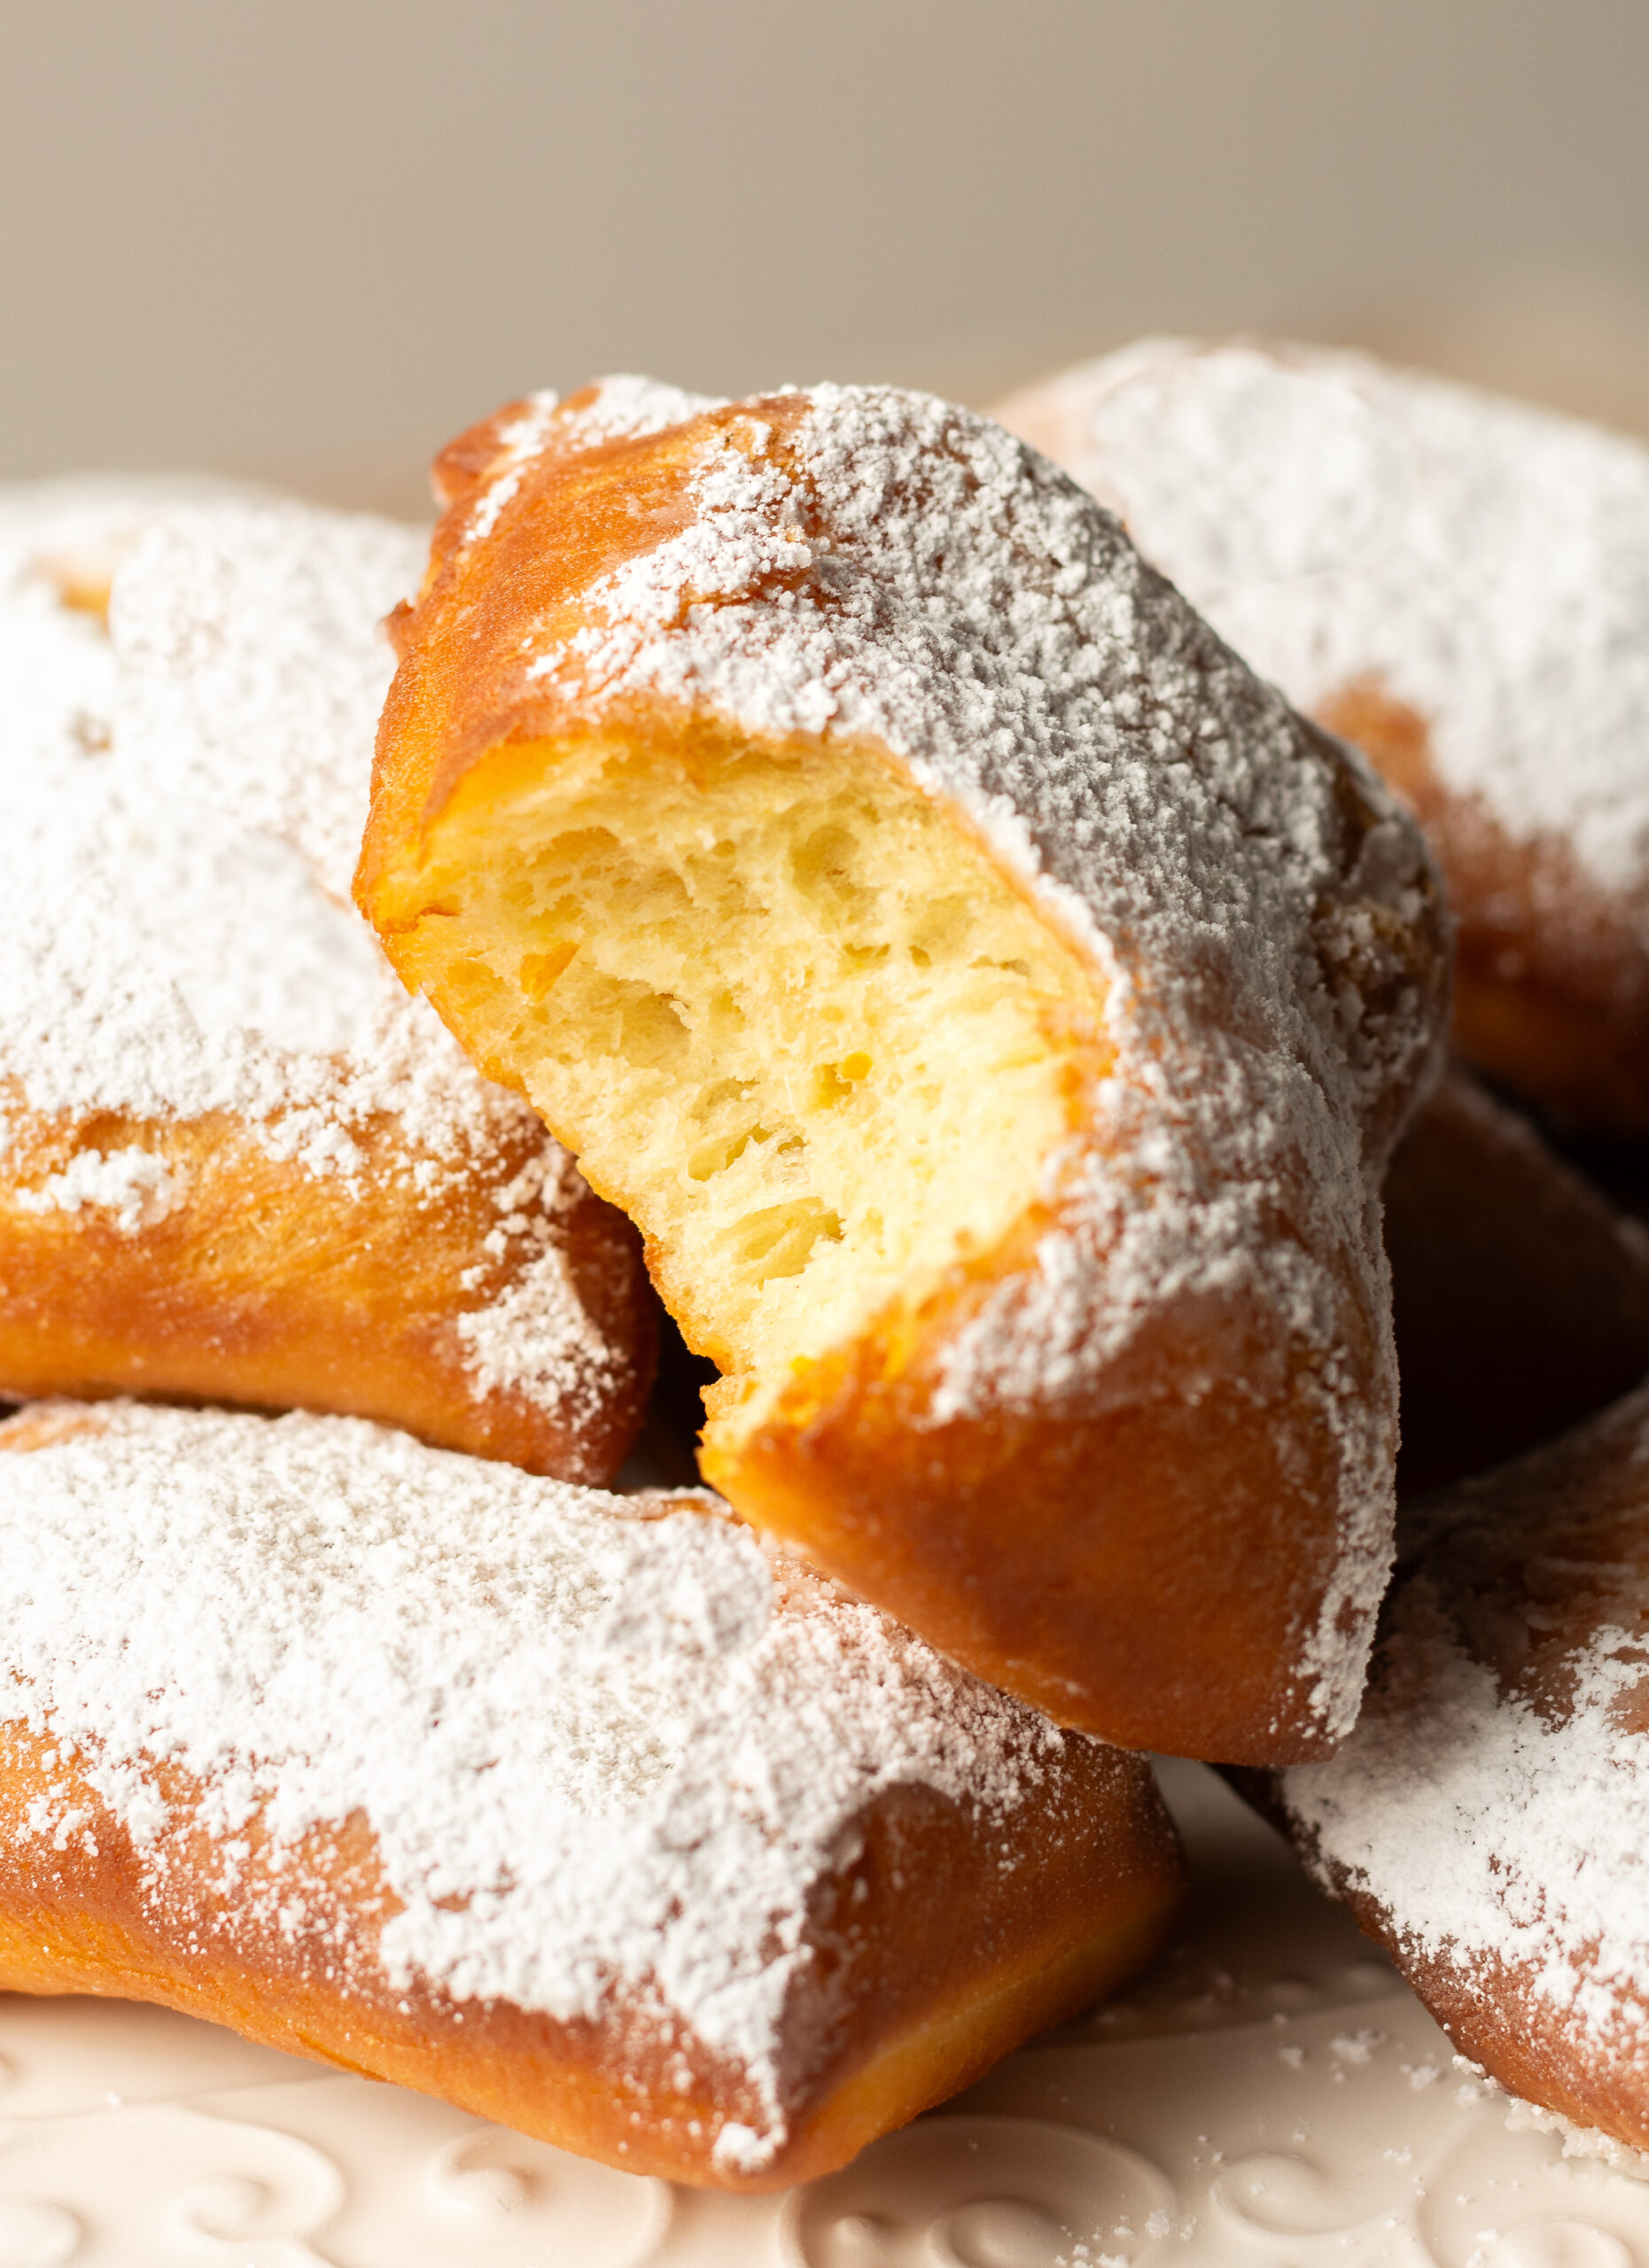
[420,733,1109,1417]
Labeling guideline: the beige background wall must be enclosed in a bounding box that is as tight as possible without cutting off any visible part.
[4,0,1648,514]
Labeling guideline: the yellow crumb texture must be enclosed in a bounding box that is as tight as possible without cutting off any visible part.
[397,731,1109,1428]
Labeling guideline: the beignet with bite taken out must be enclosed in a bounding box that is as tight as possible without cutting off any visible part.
[357,378,1448,1763]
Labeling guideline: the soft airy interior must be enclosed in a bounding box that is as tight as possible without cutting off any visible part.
[410,734,1109,1426]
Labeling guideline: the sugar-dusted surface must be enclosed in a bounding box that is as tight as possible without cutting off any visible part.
[14,1763,1649,2262]
[1,488,456,1149]
[998,338,1649,894]
[1,1400,1077,2157]
[1283,1378,1649,2090]
[443,377,721,549]
[403,377,1446,1743]
[0,482,630,1428]
[1287,1597,1649,2052]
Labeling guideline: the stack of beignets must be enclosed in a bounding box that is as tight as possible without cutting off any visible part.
[0,452,1196,2189]
[0,482,652,1479]
[994,340,1649,1133]
[21,350,1649,2191]
[0,1398,1181,2188]
[356,376,1449,1766]
[990,339,1649,2159]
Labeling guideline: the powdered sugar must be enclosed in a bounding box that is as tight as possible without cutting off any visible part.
[999,339,1649,895]
[1285,1382,1649,2067]
[1288,1598,1649,2047]
[0,486,459,1147]
[1,1400,1073,2156]
[464,378,1445,1742]
[1501,2088,1649,2177]
[452,1147,618,1402]
[14,1144,182,1232]
[562,373,720,447]
[0,482,632,1424]
[459,377,719,555]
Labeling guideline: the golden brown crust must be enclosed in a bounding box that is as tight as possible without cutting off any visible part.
[1320,683,1649,1133]
[1313,1882,1649,2153]
[1385,1068,1649,1496]
[0,1694,1180,2188]
[702,1215,1380,1759]
[0,1088,655,1481]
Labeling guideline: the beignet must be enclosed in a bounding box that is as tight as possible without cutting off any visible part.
[0,1399,1181,2189]
[995,340,1649,1131]
[1277,1377,1649,2156]
[357,378,1447,1763]
[0,483,652,1479]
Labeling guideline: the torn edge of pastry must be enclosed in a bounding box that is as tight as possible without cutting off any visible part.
[379,721,1109,1416]
[357,377,1449,1763]
[0,1400,1183,2189]
[0,481,655,1480]
[1272,1375,1649,2162]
